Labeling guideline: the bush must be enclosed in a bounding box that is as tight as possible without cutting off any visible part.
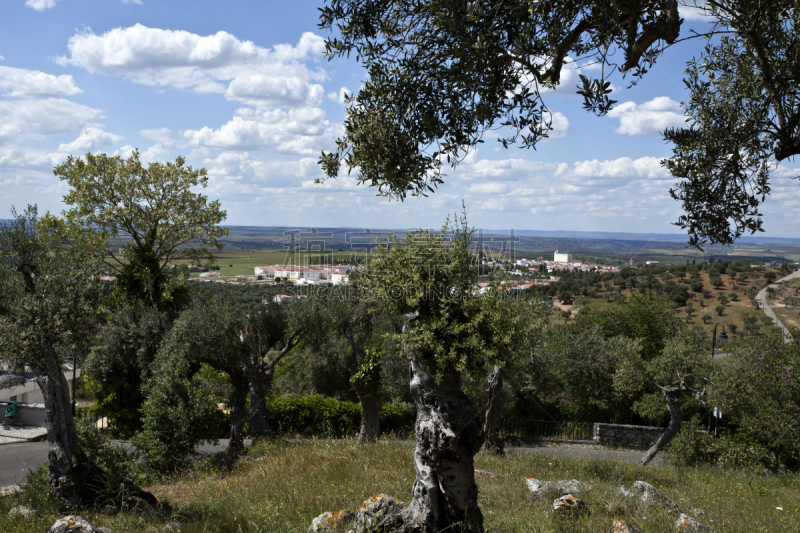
[666,416,772,469]
[131,356,227,475]
[266,395,415,437]
[716,305,725,316]
[77,418,138,482]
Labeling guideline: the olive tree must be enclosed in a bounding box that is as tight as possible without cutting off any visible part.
[0,206,156,508]
[356,214,529,533]
[614,326,711,465]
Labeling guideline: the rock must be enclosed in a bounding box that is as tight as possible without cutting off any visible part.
[688,508,706,518]
[676,513,718,532]
[620,480,681,516]
[354,494,406,531]
[527,478,590,498]
[552,494,586,515]
[610,519,638,533]
[309,510,355,532]
[475,469,497,478]
[9,505,36,519]
[47,516,100,533]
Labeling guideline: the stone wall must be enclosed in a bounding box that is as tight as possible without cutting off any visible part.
[1,402,47,427]
[593,423,664,450]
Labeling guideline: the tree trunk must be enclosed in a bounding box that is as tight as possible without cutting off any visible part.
[357,391,381,443]
[641,388,682,466]
[228,368,248,450]
[246,363,273,440]
[39,349,157,510]
[383,359,485,533]
[482,366,504,455]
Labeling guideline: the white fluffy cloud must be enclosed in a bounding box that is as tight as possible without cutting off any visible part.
[181,107,340,154]
[57,25,328,109]
[607,96,687,135]
[679,1,710,21]
[547,111,570,139]
[557,156,669,180]
[57,127,122,153]
[0,98,101,145]
[0,65,81,98]
[25,0,57,11]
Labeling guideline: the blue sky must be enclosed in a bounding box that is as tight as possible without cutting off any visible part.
[1,0,797,237]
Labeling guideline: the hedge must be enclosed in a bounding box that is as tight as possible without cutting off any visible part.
[265,395,415,438]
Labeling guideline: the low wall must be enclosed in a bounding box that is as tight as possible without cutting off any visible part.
[593,423,665,450]
[1,402,47,428]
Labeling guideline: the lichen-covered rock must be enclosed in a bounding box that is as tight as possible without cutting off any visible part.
[8,505,36,519]
[676,513,718,532]
[354,494,406,531]
[552,494,586,515]
[475,469,497,478]
[620,480,681,516]
[309,510,355,532]
[610,519,638,532]
[527,478,590,497]
[688,508,706,518]
[47,516,99,533]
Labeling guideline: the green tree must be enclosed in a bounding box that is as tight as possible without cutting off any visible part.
[355,214,531,533]
[664,0,800,248]
[614,327,711,465]
[713,330,800,468]
[716,305,726,316]
[0,206,156,508]
[45,150,227,308]
[44,151,228,434]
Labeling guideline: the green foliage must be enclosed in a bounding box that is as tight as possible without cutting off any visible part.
[713,330,800,469]
[0,205,108,388]
[265,395,414,437]
[43,150,227,308]
[664,1,800,248]
[318,0,679,198]
[131,354,226,475]
[571,291,681,360]
[357,213,532,380]
[666,416,772,470]
[76,419,139,482]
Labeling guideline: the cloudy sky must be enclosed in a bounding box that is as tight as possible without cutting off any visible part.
[1,1,797,237]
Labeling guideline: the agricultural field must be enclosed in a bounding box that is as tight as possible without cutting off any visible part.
[560,267,787,342]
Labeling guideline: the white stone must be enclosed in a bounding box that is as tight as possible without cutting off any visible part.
[9,505,36,519]
[47,515,100,533]
[675,513,718,532]
[552,494,586,514]
[309,510,355,532]
[610,519,638,533]
[527,478,589,497]
[620,480,680,515]
[354,494,405,531]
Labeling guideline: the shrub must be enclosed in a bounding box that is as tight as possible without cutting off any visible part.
[702,314,712,324]
[265,395,415,437]
[716,305,725,316]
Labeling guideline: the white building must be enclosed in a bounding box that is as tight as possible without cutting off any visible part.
[1,364,80,404]
[331,270,349,284]
[554,250,572,263]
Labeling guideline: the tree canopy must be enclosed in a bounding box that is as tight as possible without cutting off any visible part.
[43,150,227,307]
[318,0,681,198]
[318,0,798,246]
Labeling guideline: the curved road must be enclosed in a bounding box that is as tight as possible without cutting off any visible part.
[755,270,800,343]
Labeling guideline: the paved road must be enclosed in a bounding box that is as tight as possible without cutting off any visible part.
[0,438,654,489]
[756,270,800,343]
[0,439,237,487]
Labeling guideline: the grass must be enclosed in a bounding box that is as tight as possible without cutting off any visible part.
[2,440,799,532]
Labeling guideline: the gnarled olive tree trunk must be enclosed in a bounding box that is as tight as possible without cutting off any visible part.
[383,359,485,533]
[641,388,682,466]
[346,328,381,443]
[482,366,504,454]
[39,347,157,510]
[245,360,273,439]
[228,368,248,450]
